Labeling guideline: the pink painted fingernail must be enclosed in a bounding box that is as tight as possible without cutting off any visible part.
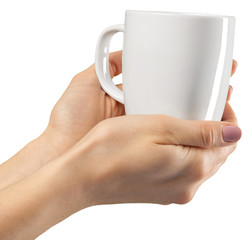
[223,126,242,142]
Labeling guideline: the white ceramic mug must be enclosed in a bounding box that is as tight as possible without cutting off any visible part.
[95,10,235,121]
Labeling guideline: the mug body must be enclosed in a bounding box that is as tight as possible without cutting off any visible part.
[122,10,235,120]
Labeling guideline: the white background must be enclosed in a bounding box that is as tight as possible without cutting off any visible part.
[0,0,251,239]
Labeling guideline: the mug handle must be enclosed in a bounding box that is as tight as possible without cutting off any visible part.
[95,24,125,104]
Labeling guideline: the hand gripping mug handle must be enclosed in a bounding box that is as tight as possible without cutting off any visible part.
[95,24,125,104]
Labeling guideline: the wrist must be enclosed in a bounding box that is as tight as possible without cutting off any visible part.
[40,125,79,163]
[0,133,60,190]
[0,153,85,239]
[57,136,101,210]
[35,130,63,165]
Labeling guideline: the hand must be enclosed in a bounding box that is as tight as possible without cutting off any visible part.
[43,53,238,163]
[67,103,241,208]
[0,88,241,239]
[226,60,237,103]
[0,52,123,190]
[43,51,124,160]
[0,53,238,191]
[0,53,240,238]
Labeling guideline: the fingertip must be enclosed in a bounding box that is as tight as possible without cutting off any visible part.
[221,102,237,124]
[234,59,238,67]
[231,59,238,76]
[226,85,233,102]
[230,85,233,93]
[116,83,123,90]
[222,125,242,142]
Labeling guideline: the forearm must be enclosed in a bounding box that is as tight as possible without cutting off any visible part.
[0,132,60,191]
[0,148,91,240]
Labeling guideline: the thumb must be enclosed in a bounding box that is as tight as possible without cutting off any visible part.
[166,118,242,148]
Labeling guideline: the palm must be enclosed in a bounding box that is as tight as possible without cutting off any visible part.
[47,51,124,151]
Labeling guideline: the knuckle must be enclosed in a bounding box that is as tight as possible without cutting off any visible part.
[194,161,208,181]
[159,201,171,206]
[152,115,181,144]
[189,154,209,182]
[216,143,237,164]
[200,124,215,148]
[109,59,118,76]
[72,71,81,81]
[71,65,95,83]
[175,189,195,204]
[72,70,87,81]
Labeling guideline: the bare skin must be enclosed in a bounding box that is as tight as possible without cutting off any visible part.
[0,52,240,239]
[0,51,238,190]
[0,101,241,239]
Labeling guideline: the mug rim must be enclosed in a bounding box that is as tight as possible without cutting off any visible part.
[125,10,235,20]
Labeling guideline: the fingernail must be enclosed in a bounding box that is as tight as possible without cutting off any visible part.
[223,126,242,142]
